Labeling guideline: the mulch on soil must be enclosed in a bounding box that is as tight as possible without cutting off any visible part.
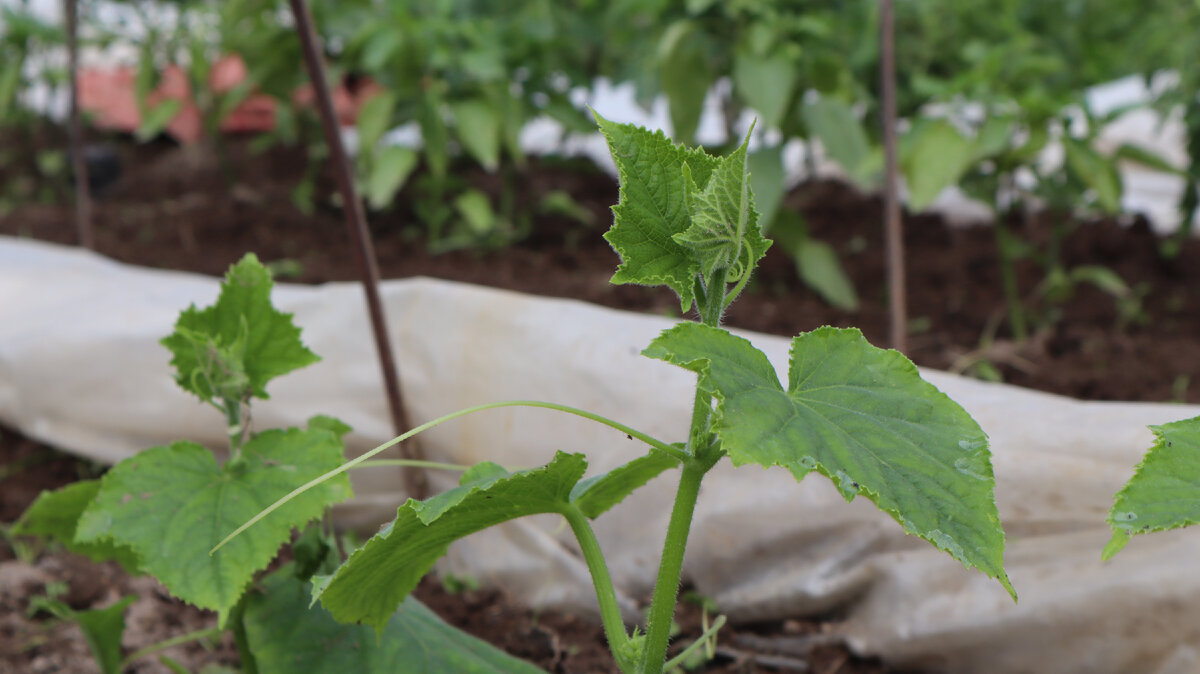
[2,130,1198,673]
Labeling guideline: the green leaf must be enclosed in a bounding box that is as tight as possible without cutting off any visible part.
[454,189,497,237]
[570,450,680,519]
[356,91,397,153]
[365,145,418,210]
[596,113,719,312]
[732,49,795,130]
[644,324,1014,599]
[802,99,877,188]
[76,596,137,674]
[13,481,140,572]
[136,99,183,142]
[0,57,24,118]
[1069,265,1131,298]
[1063,136,1122,213]
[1104,416,1200,560]
[160,254,320,402]
[748,145,786,230]
[793,237,859,312]
[900,119,975,211]
[244,565,545,673]
[76,420,353,622]
[451,99,501,172]
[657,20,712,144]
[314,452,587,633]
[1112,143,1184,176]
[673,127,771,281]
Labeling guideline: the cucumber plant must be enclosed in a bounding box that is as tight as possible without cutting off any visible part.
[223,115,1016,674]
[14,254,538,673]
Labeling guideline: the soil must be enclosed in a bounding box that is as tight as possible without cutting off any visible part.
[2,129,1199,673]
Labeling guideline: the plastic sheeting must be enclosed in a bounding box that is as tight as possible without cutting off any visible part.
[4,237,1200,673]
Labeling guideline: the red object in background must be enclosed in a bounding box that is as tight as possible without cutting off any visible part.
[78,54,381,143]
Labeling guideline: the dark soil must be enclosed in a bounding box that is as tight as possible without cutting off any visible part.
[2,129,1199,674]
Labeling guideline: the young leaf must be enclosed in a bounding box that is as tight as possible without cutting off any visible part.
[365,145,418,210]
[644,324,1014,599]
[657,20,712,144]
[569,450,681,519]
[673,127,771,282]
[451,99,502,172]
[313,452,588,633]
[160,253,320,402]
[1104,416,1200,560]
[243,565,545,673]
[1063,137,1122,214]
[802,99,877,188]
[75,420,353,622]
[748,146,786,229]
[732,49,795,130]
[75,596,138,674]
[900,119,974,212]
[793,237,859,312]
[596,113,719,312]
[356,91,398,154]
[13,481,140,573]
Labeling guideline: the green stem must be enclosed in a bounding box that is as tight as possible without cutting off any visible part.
[349,459,470,472]
[638,459,708,674]
[560,506,634,672]
[211,400,682,554]
[661,614,726,672]
[994,221,1027,342]
[119,626,223,670]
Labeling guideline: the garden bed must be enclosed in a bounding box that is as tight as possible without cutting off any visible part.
[2,131,1199,673]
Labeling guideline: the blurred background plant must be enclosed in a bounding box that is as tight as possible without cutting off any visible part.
[2,0,1198,327]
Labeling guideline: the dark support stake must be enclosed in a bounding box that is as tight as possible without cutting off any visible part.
[287,0,427,498]
[880,0,907,353]
[64,0,93,249]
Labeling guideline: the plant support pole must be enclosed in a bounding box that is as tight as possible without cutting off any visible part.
[287,0,427,498]
[64,0,93,249]
[880,0,907,353]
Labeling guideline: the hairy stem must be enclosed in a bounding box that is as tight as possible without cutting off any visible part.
[212,400,681,554]
[561,506,634,672]
[638,460,708,674]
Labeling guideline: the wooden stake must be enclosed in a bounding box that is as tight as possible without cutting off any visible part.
[288,0,427,499]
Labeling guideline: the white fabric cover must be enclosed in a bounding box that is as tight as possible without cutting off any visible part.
[3,237,1199,673]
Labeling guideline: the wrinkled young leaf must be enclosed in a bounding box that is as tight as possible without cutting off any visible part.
[244,565,544,674]
[13,481,139,573]
[673,128,771,281]
[75,420,353,622]
[596,114,719,311]
[1104,416,1200,560]
[314,452,588,633]
[160,254,319,402]
[644,324,1014,599]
